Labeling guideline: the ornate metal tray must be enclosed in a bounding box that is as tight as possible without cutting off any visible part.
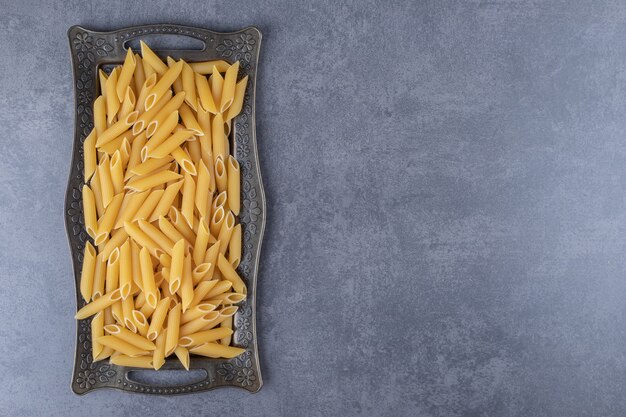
[65,24,264,395]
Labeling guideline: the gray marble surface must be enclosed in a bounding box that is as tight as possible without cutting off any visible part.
[1,1,626,416]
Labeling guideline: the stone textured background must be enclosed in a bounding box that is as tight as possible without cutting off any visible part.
[1,1,626,416]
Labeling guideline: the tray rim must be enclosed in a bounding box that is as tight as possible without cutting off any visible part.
[65,23,265,395]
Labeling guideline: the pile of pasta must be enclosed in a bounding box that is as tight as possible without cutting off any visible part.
[75,42,250,370]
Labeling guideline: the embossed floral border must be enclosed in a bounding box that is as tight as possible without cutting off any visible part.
[66,25,264,395]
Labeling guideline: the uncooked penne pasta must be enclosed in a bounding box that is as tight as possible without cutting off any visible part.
[78,48,250,369]
[80,242,97,302]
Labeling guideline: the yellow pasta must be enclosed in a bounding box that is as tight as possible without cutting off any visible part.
[105,67,120,123]
[78,51,250,369]
[165,302,181,356]
[110,354,153,368]
[220,61,239,113]
[225,75,248,122]
[97,335,148,357]
[133,53,145,97]
[82,185,97,239]
[210,69,224,106]
[189,342,245,359]
[80,242,97,302]
[181,62,198,111]
[217,253,246,294]
[145,60,184,110]
[140,41,168,75]
[190,60,230,74]
[75,288,121,320]
[146,296,170,341]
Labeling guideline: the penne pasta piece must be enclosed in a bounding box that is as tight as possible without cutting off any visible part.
[220,61,239,113]
[158,215,191,249]
[225,75,248,122]
[91,253,106,300]
[90,171,107,217]
[207,292,246,306]
[145,112,179,158]
[139,247,158,309]
[124,221,163,258]
[204,241,221,278]
[180,172,196,229]
[125,170,182,192]
[179,311,220,336]
[165,302,182,356]
[204,280,233,300]
[130,240,143,292]
[180,303,217,324]
[217,253,246,294]
[94,346,115,362]
[153,332,167,370]
[119,137,131,170]
[93,96,107,139]
[132,89,173,135]
[133,53,146,98]
[110,354,153,368]
[167,57,183,93]
[99,69,108,96]
[171,147,196,175]
[142,91,186,137]
[98,131,130,155]
[226,156,240,215]
[181,62,198,110]
[91,311,105,359]
[214,156,227,194]
[132,189,164,222]
[105,324,155,350]
[190,60,230,74]
[193,218,210,266]
[127,156,174,180]
[80,242,97,302]
[217,211,235,255]
[185,138,202,163]
[190,342,245,359]
[100,228,128,261]
[148,180,183,222]
[212,113,226,163]
[146,296,170,341]
[174,346,190,370]
[117,86,136,120]
[75,288,122,320]
[190,280,220,309]
[96,111,139,148]
[134,73,157,114]
[209,206,225,237]
[228,224,242,268]
[145,60,183,111]
[118,239,133,299]
[114,190,150,229]
[179,102,203,135]
[97,154,114,208]
[95,193,124,245]
[180,254,194,312]
[210,69,224,106]
[133,310,150,336]
[82,185,98,239]
[105,67,120,123]
[195,160,211,218]
[138,219,175,256]
[195,74,217,114]
[149,130,195,159]
[192,263,211,285]
[97,335,149,357]
[109,151,124,194]
[139,41,168,75]
[178,327,232,348]
[220,316,233,345]
[121,295,137,332]
[126,131,147,172]
[170,239,185,294]
[83,128,97,181]
[116,48,137,101]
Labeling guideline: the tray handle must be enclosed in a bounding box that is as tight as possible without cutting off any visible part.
[123,368,211,393]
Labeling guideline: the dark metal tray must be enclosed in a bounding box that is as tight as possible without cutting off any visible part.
[65,24,264,395]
